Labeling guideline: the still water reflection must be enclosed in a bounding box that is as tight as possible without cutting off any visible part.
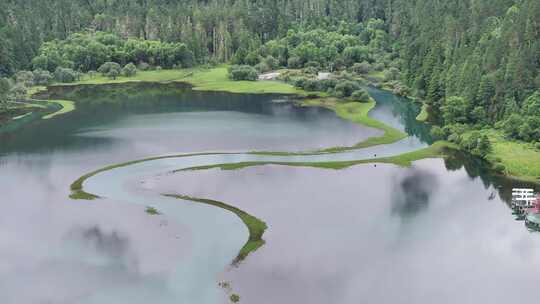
[153,158,540,304]
[0,83,536,303]
[0,83,380,303]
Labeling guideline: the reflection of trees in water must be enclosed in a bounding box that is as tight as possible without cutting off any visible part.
[368,87,433,144]
[444,150,540,233]
[443,150,538,208]
[66,225,138,270]
[391,168,439,217]
[0,83,296,155]
[81,226,130,258]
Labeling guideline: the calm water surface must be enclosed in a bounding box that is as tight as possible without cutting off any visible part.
[0,83,537,303]
[156,160,540,303]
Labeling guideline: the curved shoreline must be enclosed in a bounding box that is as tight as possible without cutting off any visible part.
[69,141,454,262]
[164,194,267,265]
[62,78,440,265]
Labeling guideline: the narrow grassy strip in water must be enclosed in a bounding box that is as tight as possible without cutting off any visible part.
[69,142,453,265]
[42,100,76,119]
[12,112,33,120]
[178,141,456,172]
[163,194,267,264]
[69,152,235,200]
[70,141,456,201]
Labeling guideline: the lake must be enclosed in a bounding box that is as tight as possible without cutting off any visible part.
[0,83,537,304]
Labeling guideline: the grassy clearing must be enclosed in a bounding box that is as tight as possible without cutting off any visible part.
[64,66,305,95]
[301,99,407,152]
[42,100,76,119]
[164,194,267,264]
[416,103,428,122]
[472,129,540,183]
[366,70,386,81]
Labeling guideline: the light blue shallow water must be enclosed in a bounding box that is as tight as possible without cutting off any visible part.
[1,82,471,304]
[81,88,430,303]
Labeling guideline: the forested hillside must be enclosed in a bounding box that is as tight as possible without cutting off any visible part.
[1,0,539,143]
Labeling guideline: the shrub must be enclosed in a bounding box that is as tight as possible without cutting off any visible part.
[122,63,138,77]
[384,67,400,81]
[292,76,308,88]
[430,126,447,140]
[98,62,121,76]
[373,63,385,71]
[448,133,462,144]
[305,61,321,69]
[244,52,260,66]
[392,83,411,97]
[32,69,53,85]
[334,80,361,97]
[287,56,302,69]
[535,142,540,150]
[15,71,35,86]
[318,78,338,91]
[352,62,371,74]
[87,70,98,79]
[493,163,506,173]
[230,294,240,303]
[303,79,319,91]
[263,56,279,70]
[336,71,355,81]
[228,65,258,81]
[138,62,150,71]
[351,89,370,102]
[254,62,271,73]
[107,69,119,79]
[0,78,11,106]
[10,83,28,101]
[54,67,78,83]
[303,66,318,75]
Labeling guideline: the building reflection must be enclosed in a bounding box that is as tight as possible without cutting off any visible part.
[443,150,540,233]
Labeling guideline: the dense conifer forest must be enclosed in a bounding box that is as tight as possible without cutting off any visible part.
[1,0,539,143]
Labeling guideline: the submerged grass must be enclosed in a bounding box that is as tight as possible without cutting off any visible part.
[145,206,160,215]
[179,141,456,172]
[69,152,234,200]
[164,194,267,264]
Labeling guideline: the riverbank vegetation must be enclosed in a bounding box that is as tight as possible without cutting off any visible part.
[1,0,538,181]
[301,99,407,152]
